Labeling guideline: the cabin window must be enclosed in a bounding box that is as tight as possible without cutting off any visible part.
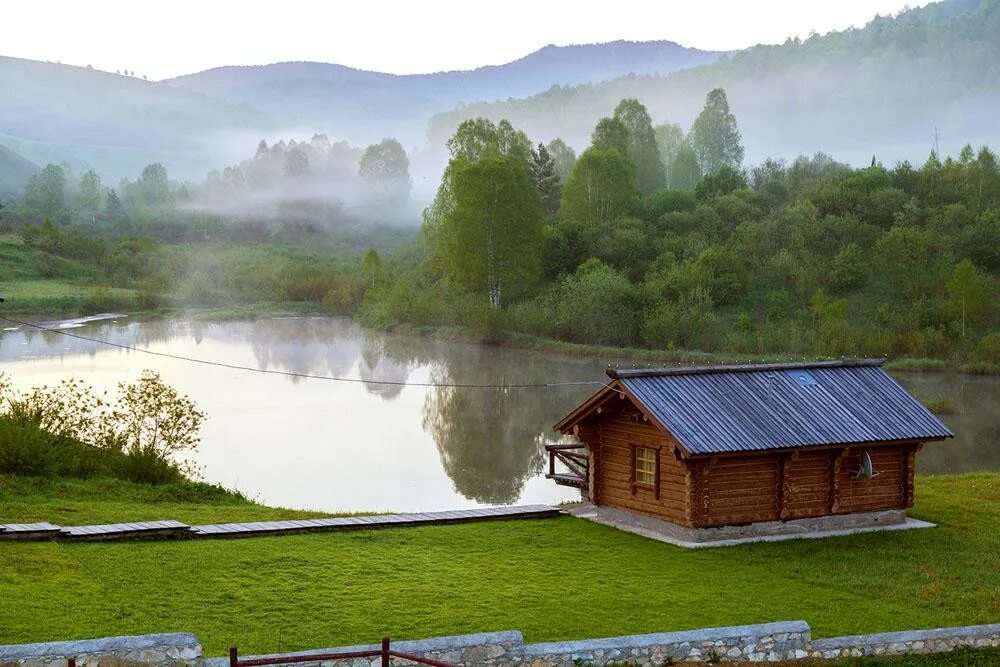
[635,446,658,486]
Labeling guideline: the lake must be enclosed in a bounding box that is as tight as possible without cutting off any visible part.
[2,316,997,513]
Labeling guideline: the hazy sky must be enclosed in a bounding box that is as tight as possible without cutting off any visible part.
[6,0,931,80]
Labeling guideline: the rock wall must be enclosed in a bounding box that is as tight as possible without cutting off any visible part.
[4,622,998,666]
[808,623,1000,660]
[0,633,202,667]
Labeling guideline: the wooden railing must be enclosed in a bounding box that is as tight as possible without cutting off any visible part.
[229,637,458,667]
[545,443,588,488]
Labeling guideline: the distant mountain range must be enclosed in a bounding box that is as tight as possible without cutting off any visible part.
[165,40,725,142]
[0,40,723,186]
[0,0,997,193]
[429,0,1000,166]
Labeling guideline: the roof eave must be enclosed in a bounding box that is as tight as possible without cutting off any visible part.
[680,434,952,458]
[552,381,619,433]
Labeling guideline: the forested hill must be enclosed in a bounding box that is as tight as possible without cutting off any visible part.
[0,56,270,180]
[428,0,1000,166]
[0,41,721,183]
[164,41,724,146]
[0,146,38,194]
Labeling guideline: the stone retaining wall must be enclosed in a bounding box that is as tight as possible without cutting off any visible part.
[515,622,810,664]
[202,631,522,667]
[0,633,202,667]
[4,622,998,666]
[808,623,1000,660]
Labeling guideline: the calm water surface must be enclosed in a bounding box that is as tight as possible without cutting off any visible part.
[2,317,997,512]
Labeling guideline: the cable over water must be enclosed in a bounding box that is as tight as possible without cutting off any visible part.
[0,315,608,390]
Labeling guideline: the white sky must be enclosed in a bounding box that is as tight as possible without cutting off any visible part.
[5,0,931,80]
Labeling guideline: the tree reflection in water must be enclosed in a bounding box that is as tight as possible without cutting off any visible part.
[421,343,590,505]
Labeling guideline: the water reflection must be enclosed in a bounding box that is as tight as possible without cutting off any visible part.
[0,316,997,512]
[422,344,575,504]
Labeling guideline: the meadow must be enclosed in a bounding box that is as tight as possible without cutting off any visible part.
[0,473,996,657]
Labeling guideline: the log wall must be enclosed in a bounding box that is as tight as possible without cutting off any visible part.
[583,401,918,528]
[592,408,689,525]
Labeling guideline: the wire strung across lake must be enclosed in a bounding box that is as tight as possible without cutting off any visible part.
[0,314,609,390]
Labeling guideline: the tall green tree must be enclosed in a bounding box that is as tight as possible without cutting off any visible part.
[446,118,531,166]
[359,139,410,185]
[689,88,745,174]
[435,155,543,309]
[946,259,985,338]
[139,163,171,205]
[76,170,104,218]
[668,145,702,191]
[560,147,637,226]
[530,143,561,214]
[654,122,685,182]
[613,98,666,195]
[24,164,67,220]
[591,117,628,155]
[359,138,411,204]
[425,117,533,244]
[546,138,577,183]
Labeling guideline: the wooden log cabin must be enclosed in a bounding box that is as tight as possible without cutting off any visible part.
[549,360,952,531]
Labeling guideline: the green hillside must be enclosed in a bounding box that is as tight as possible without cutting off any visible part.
[0,57,270,179]
[428,0,1000,165]
[0,145,38,194]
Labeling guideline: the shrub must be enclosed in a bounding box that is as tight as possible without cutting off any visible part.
[0,371,205,483]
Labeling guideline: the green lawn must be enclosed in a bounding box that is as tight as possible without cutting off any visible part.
[0,476,336,526]
[0,474,997,657]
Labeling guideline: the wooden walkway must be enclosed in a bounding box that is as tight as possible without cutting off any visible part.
[0,505,561,542]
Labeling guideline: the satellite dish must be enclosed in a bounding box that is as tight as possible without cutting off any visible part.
[853,451,880,480]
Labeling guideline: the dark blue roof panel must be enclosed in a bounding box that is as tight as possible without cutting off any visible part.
[609,361,953,455]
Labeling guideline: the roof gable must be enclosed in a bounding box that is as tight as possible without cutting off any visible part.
[558,360,953,455]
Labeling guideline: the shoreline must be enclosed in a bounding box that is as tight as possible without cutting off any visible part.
[3,301,997,375]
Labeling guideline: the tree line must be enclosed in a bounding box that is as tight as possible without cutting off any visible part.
[362,89,1000,368]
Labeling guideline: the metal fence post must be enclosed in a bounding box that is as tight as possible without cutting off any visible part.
[229,646,238,667]
[381,636,390,667]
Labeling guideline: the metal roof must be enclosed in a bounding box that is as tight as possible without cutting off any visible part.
[604,360,953,455]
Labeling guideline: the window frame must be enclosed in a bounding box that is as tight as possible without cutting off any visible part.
[630,443,661,499]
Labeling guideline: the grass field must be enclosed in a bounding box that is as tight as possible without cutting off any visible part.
[0,477,336,526]
[0,473,997,657]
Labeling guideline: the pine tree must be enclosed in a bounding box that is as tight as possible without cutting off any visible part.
[689,88,745,174]
[530,142,561,214]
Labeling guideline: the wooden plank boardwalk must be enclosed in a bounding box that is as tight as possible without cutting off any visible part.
[0,522,62,540]
[0,505,561,542]
[60,519,190,541]
[191,505,560,538]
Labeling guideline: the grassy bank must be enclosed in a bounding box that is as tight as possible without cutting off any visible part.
[0,476,335,525]
[0,473,996,656]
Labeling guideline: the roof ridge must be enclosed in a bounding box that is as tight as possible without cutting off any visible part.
[606,359,886,379]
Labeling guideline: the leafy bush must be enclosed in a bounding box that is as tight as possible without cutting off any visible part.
[0,371,204,484]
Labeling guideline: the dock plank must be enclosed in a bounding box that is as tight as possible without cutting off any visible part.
[9,505,561,542]
[187,505,560,539]
[59,520,191,541]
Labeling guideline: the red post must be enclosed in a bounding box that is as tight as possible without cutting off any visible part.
[229,646,239,667]
[381,636,390,667]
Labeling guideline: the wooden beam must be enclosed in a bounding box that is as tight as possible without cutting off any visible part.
[829,449,845,513]
[902,444,917,508]
[777,453,793,520]
[685,464,697,527]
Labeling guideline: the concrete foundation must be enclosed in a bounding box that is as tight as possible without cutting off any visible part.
[564,502,935,548]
